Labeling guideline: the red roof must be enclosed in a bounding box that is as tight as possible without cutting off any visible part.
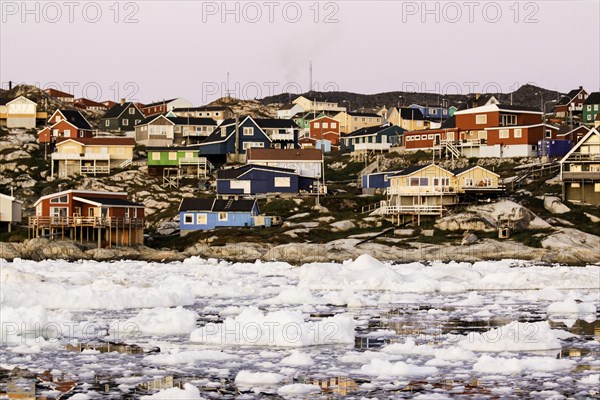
[56,137,135,146]
[45,88,74,98]
[74,98,106,108]
[247,148,323,161]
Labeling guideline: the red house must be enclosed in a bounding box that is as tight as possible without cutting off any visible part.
[301,116,340,151]
[45,88,74,103]
[38,109,95,143]
[405,104,555,158]
[555,87,588,117]
[74,98,108,112]
[30,190,145,246]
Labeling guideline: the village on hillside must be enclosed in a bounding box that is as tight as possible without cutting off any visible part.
[0,83,599,263]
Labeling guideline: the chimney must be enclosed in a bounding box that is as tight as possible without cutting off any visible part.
[8,81,12,90]
[120,98,126,105]
[579,86,583,90]
[475,93,481,100]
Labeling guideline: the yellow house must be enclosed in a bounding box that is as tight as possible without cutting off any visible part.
[51,137,135,178]
[452,166,500,191]
[0,96,46,129]
[335,111,383,134]
[377,107,426,131]
[559,127,600,205]
[292,96,346,113]
[385,163,502,224]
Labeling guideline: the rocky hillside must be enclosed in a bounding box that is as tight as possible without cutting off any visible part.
[207,97,278,118]
[260,84,564,111]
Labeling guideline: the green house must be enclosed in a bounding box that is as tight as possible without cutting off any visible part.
[293,111,325,131]
[582,92,600,126]
[147,147,210,177]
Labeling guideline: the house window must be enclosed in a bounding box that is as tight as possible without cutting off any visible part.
[428,134,434,140]
[50,207,68,218]
[218,212,228,221]
[243,127,254,136]
[362,118,366,122]
[221,127,227,137]
[50,195,68,204]
[331,122,337,128]
[499,129,509,139]
[483,178,493,187]
[500,114,517,126]
[122,119,129,126]
[421,134,427,140]
[465,178,474,186]
[433,177,449,186]
[571,183,580,188]
[105,120,110,127]
[410,177,420,186]
[183,214,194,224]
[129,108,135,114]
[409,177,428,186]
[430,108,437,114]
[594,105,598,111]
[168,152,177,161]
[514,129,523,138]
[314,122,320,128]
[476,114,487,124]
[588,105,592,111]
[545,130,552,138]
[595,183,600,192]
[243,142,264,149]
[196,213,208,224]
[322,122,328,128]
[64,129,71,137]
[151,152,161,160]
[274,177,291,187]
[117,147,125,155]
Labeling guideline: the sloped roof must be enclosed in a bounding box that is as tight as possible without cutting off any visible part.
[345,124,404,138]
[173,106,231,112]
[102,102,141,119]
[217,164,297,179]
[347,111,381,118]
[254,118,299,129]
[56,109,93,130]
[557,88,584,105]
[583,92,600,105]
[75,196,144,207]
[440,115,456,129]
[56,137,135,146]
[394,164,431,176]
[247,148,323,161]
[399,108,425,120]
[143,98,178,108]
[179,198,257,212]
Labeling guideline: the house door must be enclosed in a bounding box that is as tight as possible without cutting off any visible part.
[381,135,387,143]
[434,135,441,145]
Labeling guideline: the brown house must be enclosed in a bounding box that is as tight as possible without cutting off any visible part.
[30,190,145,246]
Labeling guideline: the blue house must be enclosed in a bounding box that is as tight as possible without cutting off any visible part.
[196,116,271,159]
[341,125,405,152]
[409,104,449,120]
[360,170,402,194]
[216,165,314,196]
[178,198,278,234]
[196,116,298,162]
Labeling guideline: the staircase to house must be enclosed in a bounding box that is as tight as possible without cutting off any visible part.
[441,140,461,158]
[357,156,382,187]
[119,158,133,168]
[225,198,234,209]
[506,161,560,191]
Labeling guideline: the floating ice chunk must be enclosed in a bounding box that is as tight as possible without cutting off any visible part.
[190,307,355,347]
[111,306,198,336]
[141,383,203,399]
[356,358,438,378]
[234,370,284,385]
[548,299,597,315]
[578,374,599,385]
[0,305,47,342]
[280,351,314,367]
[473,354,575,374]
[144,349,239,365]
[277,384,321,396]
[458,321,561,352]
[263,286,320,305]
[381,338,435,356]
[433,346,476,361]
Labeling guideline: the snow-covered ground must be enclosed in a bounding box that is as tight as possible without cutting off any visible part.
[1,255,599,399]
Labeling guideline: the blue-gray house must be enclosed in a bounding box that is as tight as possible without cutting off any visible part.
[360,170,402,194]
[196,116,298,163]
[341,125,405,152]
[179,198,278,234]
[216,165,314,196]
[409,104,449,120]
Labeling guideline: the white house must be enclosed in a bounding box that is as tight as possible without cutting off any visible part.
[0,96,38,128]
[0,193,23,232]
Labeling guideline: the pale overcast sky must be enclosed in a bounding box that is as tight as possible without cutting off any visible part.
[1,0,598,104]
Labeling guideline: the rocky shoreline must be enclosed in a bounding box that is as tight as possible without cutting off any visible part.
[2,227,599,266]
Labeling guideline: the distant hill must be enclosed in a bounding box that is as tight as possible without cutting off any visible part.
[260,84,564,112]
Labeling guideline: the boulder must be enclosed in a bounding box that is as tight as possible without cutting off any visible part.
[394,229,415,237]
[155,221,179,236]
[21,238,89,261]
[585,213,600,223]
[330,220,356,232]
[0,242,22,261]
[543,196,570,214]
[461,232,478,245]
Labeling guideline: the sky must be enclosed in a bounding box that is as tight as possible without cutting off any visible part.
[1,0,598,104]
